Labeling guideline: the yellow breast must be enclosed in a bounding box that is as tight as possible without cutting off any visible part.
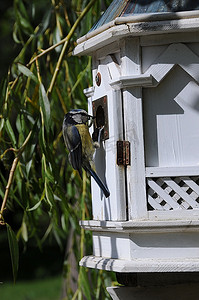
[75,124,95,160]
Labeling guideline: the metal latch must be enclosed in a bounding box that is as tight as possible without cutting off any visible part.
[117,141,130,166]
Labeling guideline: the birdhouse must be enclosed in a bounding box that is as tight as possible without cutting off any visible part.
[74,0,199,292]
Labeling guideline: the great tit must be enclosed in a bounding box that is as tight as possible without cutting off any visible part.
[63,109,110,198]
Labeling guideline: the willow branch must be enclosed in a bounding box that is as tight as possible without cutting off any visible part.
[28,0,97,69]
[27,40,65,67]
[0,148,18,160]
[0,157,19,225]
[47,0,97,96]
[0,131,32,224]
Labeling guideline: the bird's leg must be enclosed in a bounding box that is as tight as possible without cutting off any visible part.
[93,125,104,149]
[98,125,104,143]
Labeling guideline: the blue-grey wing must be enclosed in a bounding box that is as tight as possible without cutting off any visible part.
[63,125,82,178]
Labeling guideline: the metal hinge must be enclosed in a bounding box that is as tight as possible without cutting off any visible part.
[117,141,130,166]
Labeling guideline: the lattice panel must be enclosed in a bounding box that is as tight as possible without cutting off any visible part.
[147,176,199,211]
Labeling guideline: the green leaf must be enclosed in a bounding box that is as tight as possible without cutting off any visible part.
[17,8,33,34]
[45,169,54,183]
[39,9,52,34]
[54,194,62,202]
[41,153,47,178]
[0,118,5,131]
[13,23,21,44]
[18,0,29,20]
[5,119,17,146]
[39,84,51,133]
[18,63,38,83]
[21,220,28,242]
[6,224,19,283]
[45,182,54,207]
[27,189,45,212]
[27,200,42,212]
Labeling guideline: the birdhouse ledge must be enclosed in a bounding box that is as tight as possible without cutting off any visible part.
[79,219,199,233]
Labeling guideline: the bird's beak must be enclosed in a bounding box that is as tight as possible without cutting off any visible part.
[88,115,96,119]
[88,115,95,127]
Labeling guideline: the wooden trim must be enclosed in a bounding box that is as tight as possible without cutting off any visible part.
[79,255,199,272]
[140,31,199,46]
[146,166,199,177]
[79,219,199,233]
[110,75,154,89]
[74,14,199,56]
[149,210,199,220]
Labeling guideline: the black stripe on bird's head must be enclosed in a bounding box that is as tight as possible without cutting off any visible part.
[63,109,95,125]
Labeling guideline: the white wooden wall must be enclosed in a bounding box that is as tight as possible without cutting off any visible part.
[77,15,199,274]
[85,32,199,222]
[142,39,199,219]
[121,38,148,220]
[86,45,126,221]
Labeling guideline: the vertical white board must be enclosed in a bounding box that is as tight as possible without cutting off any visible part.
[88,54,126,221]
[121,38,148,220]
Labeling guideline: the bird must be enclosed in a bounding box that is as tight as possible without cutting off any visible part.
[62,109,110,198]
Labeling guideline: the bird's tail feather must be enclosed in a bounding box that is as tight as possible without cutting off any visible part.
[85,167,110,198]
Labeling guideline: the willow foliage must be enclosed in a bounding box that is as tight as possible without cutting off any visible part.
[0,0,114,298]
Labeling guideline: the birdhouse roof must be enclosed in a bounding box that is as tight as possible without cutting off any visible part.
[74,0,199,56]
[91,0,199,32]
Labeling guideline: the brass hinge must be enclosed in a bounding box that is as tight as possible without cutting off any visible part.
[117,141,130,166]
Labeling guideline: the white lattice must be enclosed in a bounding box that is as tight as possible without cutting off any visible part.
[147,176,199,211]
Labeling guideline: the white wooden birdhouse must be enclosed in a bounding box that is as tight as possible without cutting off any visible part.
[74,0,199,278]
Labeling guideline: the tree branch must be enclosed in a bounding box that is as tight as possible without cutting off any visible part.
[0,131,32,225]
[47,0,97,96]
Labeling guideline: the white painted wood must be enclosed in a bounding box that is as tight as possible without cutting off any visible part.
[163,177,199,208]
[147,175,199,211]
[79,220,199,233]
[90,90,126,221]
[123,90,147,219]
[109,75,153,89]
[120,37,141,76]
[76,11,199,45]
[87,54,126,221]
[120,38,148,220]
[147,178,180,209]
[143,65,199,167]
[105,55,121,79]
[95,41,120,61]
[157,178,190,210]
[93,232,131,260]
[74,12,199,56]
[114,11,199,25]
[74,24,130,56]
[146,166,199,177]
[183,177,199,195]
[148,193,167,211]
[144,43,199,85]
[142,45,167,73]
[80,219,199,269]
[75,7,199,276]
[128,231,199,260]
[140,32,199,47]
[149,209,199,220]
[79,255,199,272]
[123,87,148,220]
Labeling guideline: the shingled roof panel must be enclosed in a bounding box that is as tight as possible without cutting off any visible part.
[91,0,199,32]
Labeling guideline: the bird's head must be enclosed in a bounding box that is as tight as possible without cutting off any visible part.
[64,109,94,125]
